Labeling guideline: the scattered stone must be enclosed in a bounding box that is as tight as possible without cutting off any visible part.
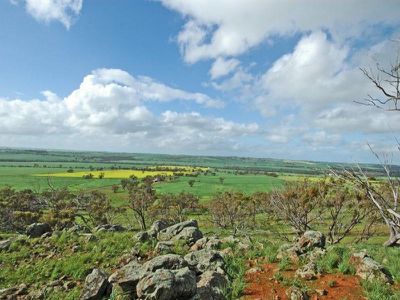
[0,283,28,299]
[172,226,203,245]
[136,231,150,243]
[41,232,52,239]
[315,288,328,296]
[26,223,52,238]
[277,231,326,263]
[157,220,199,241]
[246,266,263,275]
[142,254,188,273]
[68,224,91,234]
[82,234,98,243]
[95,224,126,233]
[195,270,228,300]
[136,267,197,300]
[184,249,225,274]
[109,260,144,297]
[148,220,171,238]
[154,241,174,254]
[296,231,325,253]
[350,251,394,284]
[295,261,319,280]
[286,286,309,300]
[64,281,76,290]
[80,268,111,300]
[0,239,11,251]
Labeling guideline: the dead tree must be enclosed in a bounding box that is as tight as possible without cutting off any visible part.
[334,155,400,246]
[357,51,400,111]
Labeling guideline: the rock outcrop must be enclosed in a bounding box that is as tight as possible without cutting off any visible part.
[26,223,52,238]
[80,269,111,300]
[350,251,394,284]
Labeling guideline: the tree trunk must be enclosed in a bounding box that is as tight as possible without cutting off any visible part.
[383,225,400,247]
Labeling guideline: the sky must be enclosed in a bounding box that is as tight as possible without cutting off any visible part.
[0,0,400,163]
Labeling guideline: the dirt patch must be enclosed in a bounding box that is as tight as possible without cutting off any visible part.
[244,263,366,300]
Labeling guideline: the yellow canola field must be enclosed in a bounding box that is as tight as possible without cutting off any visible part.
[36,166,208,179]
[37,170,178,179]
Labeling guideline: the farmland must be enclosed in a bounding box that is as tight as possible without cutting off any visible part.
[1,148,400,300]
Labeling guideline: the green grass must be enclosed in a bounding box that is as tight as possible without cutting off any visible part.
[0,231,137,297]
[155,173,284,201]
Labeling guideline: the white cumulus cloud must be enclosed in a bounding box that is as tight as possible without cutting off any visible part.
[12,0,83,29]
[159,0,400,63]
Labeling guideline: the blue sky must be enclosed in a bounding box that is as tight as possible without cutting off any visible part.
[1,0,400,163]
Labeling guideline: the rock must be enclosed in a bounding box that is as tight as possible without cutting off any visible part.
[190,236,222,251]
[286,286,309,300]
[41,232,52,239]
[80,268,111,300]
[277,231,326,263]
[295,261,319,280]
[195,270,228,300]
[308,248,326,262]
[136,267,197,300]
[0,283,28,299]
[190,237,209,251]
[27,289,45,299]
[0,239,11,251]
[157,220,199,241]
[64,281,76,290]
[220,247,233,257]
[68,224,91,234]
[136,231,150,243]
[350,252,394,284]
[142,254,188,272]
[246,266,263,275]
[95,224,126,232]
[315,288,327,296]
[155,241,174,254]
[26,223,51,238]
[184,250,225,274]
[148,220,171,238]
[109,260,145,297]
[82,234,98,243]
[276,243,300,263]
[172,226,203,245]
[296,231,325,253]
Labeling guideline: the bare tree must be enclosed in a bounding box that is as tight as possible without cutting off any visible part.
[335,150,400,246]
[357,51,400,111]
[269,180,328,235]
[345,46,400,246]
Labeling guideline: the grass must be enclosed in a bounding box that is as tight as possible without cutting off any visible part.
[0,231,137,294]
[155,172,284,200]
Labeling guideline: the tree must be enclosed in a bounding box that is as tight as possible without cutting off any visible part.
[322,178,375,244]
[128,181,156,230]
[357,54,400,111]
[343,49,400,246]
[152,192,200,223]
[219,177,225,185]
[188,179,195,187]
[111,184,119,193]
[208,191,253,235]
[268,180,328,235]
[74,191,116,228]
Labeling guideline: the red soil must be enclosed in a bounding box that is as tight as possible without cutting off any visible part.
[244,263,366,300]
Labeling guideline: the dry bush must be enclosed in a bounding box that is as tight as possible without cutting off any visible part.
[128,181,156,230]
[152,192,200,223]
[208,191,254,235]
[0,187,43,232]
[268,179,328,236]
